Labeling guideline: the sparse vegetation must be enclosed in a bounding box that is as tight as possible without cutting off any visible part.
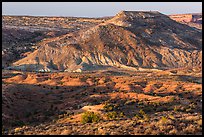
[135,109,150,122]
[103,103,118,112]
[160,116,168,125]
[105,111,125,120]
[2,51,202,135]
[81,111,101,124]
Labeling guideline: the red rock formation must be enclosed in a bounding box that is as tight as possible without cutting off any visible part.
[169,14,193,23]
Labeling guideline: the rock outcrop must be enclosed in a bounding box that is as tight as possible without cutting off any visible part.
[169,13,202,29]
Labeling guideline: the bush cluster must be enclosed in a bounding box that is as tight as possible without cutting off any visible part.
[81,111,101,124]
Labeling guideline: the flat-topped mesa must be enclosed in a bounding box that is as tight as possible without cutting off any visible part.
[169,13,202,24]
[116,10,163,18]
[106,10,167,27]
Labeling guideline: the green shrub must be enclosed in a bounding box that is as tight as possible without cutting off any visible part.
[173,106,178,112]
[161,116,168,124]
[103,103,114,112]
[139,109,145,115]
[81,111,101,124]
[138,101,143,106]
[140,109,150,121]
[119,112,125,118]
[135,114,142,120]
[135,109,149,121]
[143,114,150,121]
[106,111,118,120]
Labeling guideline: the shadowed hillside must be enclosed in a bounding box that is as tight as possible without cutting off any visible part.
[5,11,202,72]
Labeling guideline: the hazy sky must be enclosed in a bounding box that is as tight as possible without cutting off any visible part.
[2,2,202,17]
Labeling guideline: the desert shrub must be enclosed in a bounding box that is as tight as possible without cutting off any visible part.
[160,116,168,124]
[135,114,142,120]
[106,111,118,120]
[103,103,114,112]
[138,109,144,114]
[119,112,125,118]
[173,105,186,112]
[137,101,143,106]
[173,106,178,112]
[140,110,150,121]
[81,111,101,124]
[135,109,149,121]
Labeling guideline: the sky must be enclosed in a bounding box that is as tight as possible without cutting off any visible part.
[2,2,202,17]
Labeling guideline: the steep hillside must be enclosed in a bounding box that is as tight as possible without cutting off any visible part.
[2,15,109,68]
[9,11,202,72]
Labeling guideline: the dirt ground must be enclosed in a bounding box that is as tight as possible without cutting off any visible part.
[2,66,202,135]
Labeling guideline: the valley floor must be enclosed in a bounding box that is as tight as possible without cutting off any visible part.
[2,67,202,135]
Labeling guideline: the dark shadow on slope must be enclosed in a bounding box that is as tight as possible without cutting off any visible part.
[174,75,202,84]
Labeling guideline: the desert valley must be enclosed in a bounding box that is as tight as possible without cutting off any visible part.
[2,11,202,135]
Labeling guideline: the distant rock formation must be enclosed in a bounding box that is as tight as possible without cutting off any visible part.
[169,13,202,29]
